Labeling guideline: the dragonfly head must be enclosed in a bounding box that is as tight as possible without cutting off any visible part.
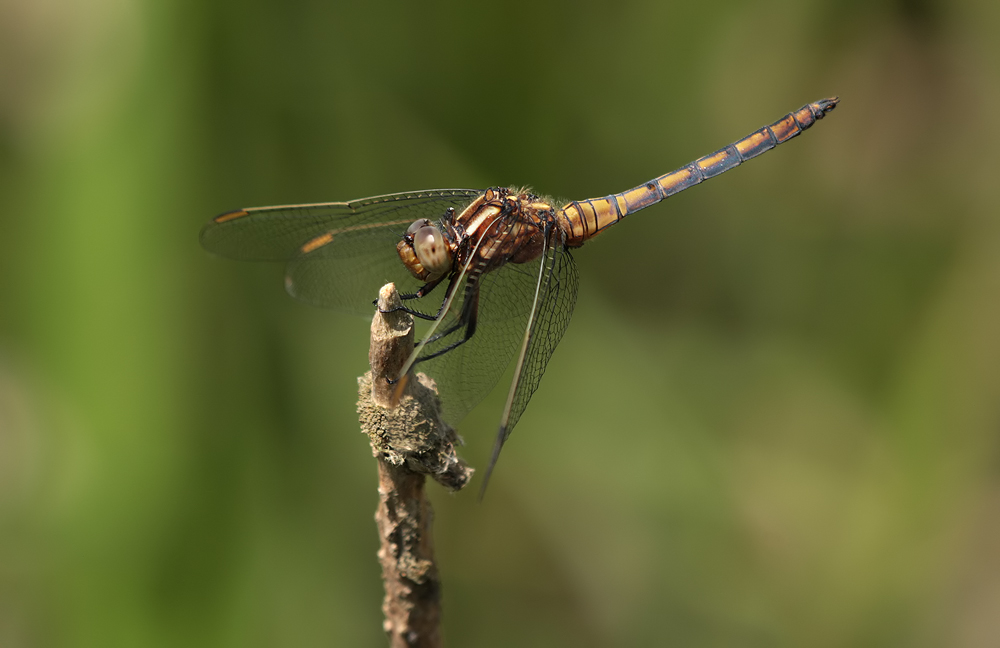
[397,218,453,281]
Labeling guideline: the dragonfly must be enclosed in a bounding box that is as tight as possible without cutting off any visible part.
[202,97,839,494]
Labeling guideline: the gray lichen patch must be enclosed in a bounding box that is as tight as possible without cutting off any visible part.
[358,372,473,491]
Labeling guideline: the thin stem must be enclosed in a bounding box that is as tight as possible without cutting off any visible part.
[358,283,473,647]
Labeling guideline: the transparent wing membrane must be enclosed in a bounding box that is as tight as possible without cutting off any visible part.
[481,228,580,493]
[200,189,481,315]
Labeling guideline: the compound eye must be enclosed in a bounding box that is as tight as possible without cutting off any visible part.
[412,225,451,276]
[406,218,432,238]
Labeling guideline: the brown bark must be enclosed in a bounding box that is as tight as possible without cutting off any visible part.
[358,283,473,647]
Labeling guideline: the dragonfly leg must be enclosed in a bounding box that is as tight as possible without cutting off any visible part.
[412,287,480,364]
[374,275,448,320]
[383,300,477,385]
[391,305,439,321]
[384,269,479,387]
[419,317,467,346]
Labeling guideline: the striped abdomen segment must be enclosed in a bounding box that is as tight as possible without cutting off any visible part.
[557,97,839,247]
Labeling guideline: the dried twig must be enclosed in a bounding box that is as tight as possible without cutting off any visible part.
[357,283,473,647]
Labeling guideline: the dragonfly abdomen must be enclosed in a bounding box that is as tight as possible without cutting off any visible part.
[557,97,839,247]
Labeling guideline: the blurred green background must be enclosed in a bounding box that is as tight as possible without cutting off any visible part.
[2,0,999,646]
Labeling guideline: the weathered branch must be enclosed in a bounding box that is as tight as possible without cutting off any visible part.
[357,283,473,647]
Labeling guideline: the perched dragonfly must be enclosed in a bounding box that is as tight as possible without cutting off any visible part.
[202,97,839,493]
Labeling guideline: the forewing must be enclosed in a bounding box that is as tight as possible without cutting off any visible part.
[284,218,428,314]
[201,189,482,314]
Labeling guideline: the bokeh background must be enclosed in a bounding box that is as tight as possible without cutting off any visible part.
[2,0,999,646]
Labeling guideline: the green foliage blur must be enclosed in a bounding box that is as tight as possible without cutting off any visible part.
[2,0,999,645]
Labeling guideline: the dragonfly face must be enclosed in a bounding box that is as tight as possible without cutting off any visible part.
[397,217,453,282]
[202,98,839,494]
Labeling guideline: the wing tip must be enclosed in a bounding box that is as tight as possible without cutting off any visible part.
[477,424,509,502]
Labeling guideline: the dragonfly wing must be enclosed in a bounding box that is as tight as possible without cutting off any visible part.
[480,227,580,494]
[284,220,424,314]
[415,248,543,425]
[200,189,482,313]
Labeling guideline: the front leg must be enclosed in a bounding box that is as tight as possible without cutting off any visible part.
[383,281,481,387]
[374,273,448,320]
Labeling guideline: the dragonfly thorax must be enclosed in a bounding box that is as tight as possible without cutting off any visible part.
[397,218,454,281]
